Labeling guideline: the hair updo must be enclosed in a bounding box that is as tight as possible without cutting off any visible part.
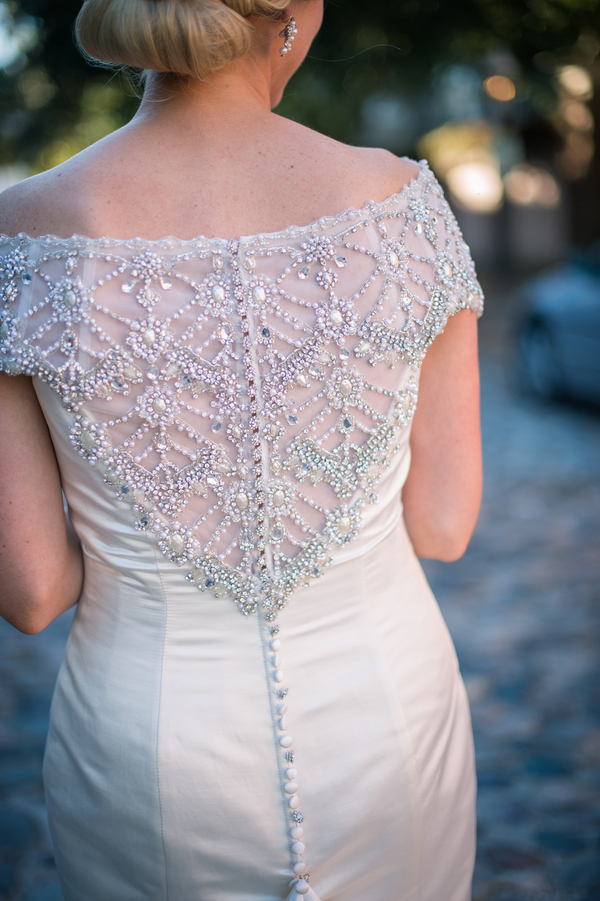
[75,0,291,81]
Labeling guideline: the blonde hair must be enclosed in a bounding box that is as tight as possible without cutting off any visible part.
[75,0,291,81]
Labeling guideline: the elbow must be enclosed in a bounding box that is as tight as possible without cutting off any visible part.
[409,523,475,562]
[0,581,78,634]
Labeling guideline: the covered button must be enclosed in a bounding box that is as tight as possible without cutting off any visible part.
[279,735,293,748]
[291,841,305,855]
[295,883,310,895]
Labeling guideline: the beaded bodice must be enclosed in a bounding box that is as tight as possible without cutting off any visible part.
[0,161,482,619]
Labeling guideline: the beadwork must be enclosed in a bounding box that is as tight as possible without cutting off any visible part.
[0,161,483,618]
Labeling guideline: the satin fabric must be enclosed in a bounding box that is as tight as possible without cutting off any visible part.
[37,380,476,901]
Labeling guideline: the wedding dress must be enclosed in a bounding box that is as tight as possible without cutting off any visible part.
[0,160,483,901]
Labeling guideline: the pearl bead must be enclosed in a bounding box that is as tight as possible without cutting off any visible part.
[279,735,293,748]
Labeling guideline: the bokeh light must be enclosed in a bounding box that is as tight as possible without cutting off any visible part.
[446,161,504,213]
[483,75,516,102]
[557,64,593,98]
[504,164,561,208]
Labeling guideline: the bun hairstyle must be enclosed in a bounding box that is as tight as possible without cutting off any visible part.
[75,0,291,81]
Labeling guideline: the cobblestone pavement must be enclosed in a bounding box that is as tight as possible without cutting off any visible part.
[1,295,599,900]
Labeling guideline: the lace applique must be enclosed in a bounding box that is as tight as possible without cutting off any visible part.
[0,162,483,617]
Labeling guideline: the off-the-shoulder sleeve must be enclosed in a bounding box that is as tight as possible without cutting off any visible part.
[0,238,35,375]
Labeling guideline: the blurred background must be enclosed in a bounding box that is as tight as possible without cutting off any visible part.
[0,1,599,899]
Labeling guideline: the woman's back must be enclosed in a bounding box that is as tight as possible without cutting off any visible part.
[0,1,484,899]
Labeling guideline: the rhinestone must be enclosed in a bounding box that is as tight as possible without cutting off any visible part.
[144,287,154,303]
[261,326,271,338]
[238,529,254,551]
[215,324,230,342]
[330,309,343,327]
[213,256,224,271]
[160,278,172,290]
[143,328,156,345]
[80,431,96,451]
[335,256,347,268]
[63,290,77,307]
[22,273,32,285]
[206,475,219,489]
[192,480,206,494]
[339,348,349,360]
[65,258,77,274]
[389,251,400,268]
[338,516,351,536]
[245,255,256,270]
[415,222,423,234]
[298,267,310,279]
[271,525,284,543]
[354,339,372,355]
[235,492,249,510]
[121,281,136,294]
[295,373,308,387]
[318,353,331,363]
[118,483,130,497]
[153,397,167,414]
[443,262,453,277]
[136,513,149,530]
[339,379,353,396]
[146,365,159,380]
[254,286,266,303]
[170,534,185,554]
[212,285,225,303]
[288,414,298,425]
[211,421,222,432]
[273,490,285,507]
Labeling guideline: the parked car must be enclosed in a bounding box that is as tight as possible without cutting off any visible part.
[513,243,600,406]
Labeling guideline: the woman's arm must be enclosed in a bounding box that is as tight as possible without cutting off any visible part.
[402,309,482,562]
[0,373,83,633]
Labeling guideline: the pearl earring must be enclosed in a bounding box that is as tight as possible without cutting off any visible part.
[279,16,298,56]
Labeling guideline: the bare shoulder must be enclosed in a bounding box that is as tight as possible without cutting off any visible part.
[281,121,422,209]
[0,163,84,240]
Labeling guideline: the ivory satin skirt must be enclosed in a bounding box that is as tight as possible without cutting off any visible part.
[43,515,475,901]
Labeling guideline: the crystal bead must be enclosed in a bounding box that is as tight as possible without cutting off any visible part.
[254,286,266,303]
[212,285,225,302]
[298,267,310,279]
[211,421,222,432]
[443,262,453,277]
[414,222,423,234]
[65,257,77,274]
[121,281,136,294]
[146,366,159,380]
[261,326,271,338]
[63,290,77,307]
[330,309,343,327]
[338,516,351,536]
[339,348,349,360]
[339,379,353,396]
[215,324,229,342]
[143,328,156,345]
[212,256,224,271]
[389,251,400,268]
[170,534,185,554]
[288,414,298,425]
[153,397,167,414]
[245,255,256,270]
[273,490,285,507]
[160,278,172,290]
[335,256,347,268]
[22,273,32,285]
[295,373,308,387]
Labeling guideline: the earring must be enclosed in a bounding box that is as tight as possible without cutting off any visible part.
[279,16,298,56]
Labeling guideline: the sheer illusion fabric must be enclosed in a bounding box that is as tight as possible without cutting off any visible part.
[0,160,482,901]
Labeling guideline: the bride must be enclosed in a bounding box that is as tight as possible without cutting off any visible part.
[0,1,483,899]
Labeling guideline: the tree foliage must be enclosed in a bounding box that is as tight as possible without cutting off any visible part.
[0,0,598,167]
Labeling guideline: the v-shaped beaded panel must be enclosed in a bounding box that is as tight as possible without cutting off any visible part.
[0,163,483,619]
